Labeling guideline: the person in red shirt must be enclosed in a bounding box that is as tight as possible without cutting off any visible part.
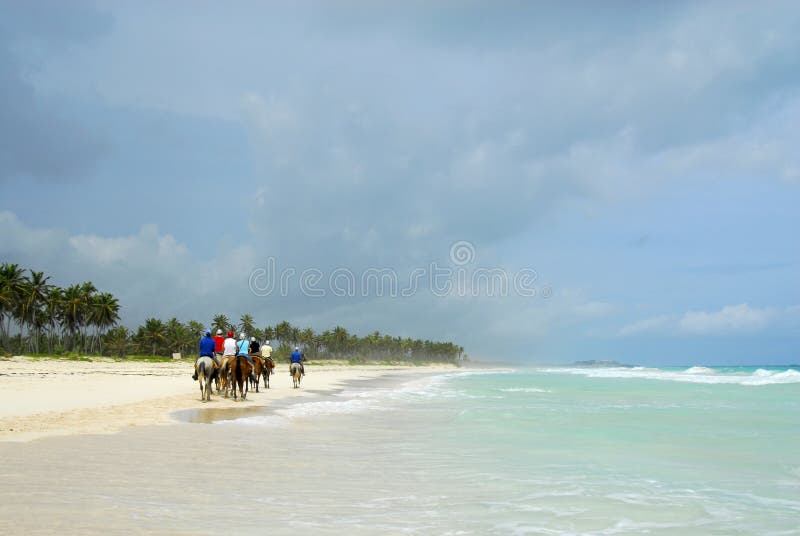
[213,329,225,360]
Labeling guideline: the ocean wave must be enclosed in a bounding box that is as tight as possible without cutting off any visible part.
[684,366,717,374]
[499,387,551,393]
[539,367,800,386]
[218,398,381,427]
[217,369,502,427]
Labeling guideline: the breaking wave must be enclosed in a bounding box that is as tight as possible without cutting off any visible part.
[539,366,800,386]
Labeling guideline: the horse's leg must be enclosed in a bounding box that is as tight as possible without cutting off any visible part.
[198,363,205,401]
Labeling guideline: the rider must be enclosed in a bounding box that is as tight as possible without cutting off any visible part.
[192,329,218,380]
[290,346,305,376]
[236,332,253,365]
[249,336,261,356]
[261,339,273,360]
[261,339,274,370]
[213,329,225,361]
[223,330,237,360]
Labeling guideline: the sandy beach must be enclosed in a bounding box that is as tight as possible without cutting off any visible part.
[0,356,459,442]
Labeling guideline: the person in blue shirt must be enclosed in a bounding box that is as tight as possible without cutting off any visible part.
[290,346,305,376]
[193,329,219,380]
[236,333,254,365]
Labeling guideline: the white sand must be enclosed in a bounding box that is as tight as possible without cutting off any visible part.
[0,356,458,442]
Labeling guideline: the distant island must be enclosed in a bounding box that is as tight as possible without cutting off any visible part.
[573,360,634,368]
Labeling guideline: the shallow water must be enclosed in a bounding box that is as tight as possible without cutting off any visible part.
[1,366,798,535]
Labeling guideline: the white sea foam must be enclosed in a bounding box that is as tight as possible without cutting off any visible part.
[539,367,800,386]
[499,387,551,393]
[216,414,289,427]
[684,366,717,374]
[218,397,381,427]
[218,369,504,427]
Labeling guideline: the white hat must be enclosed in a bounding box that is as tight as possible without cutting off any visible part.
[239,333,245,340]
[250,336,256,342]
[265,340,270,345]
[216,329,222,335]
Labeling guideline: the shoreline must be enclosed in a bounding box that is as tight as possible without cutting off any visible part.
[0,356,463,442]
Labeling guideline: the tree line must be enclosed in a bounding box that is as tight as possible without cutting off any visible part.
[0,263,120,355]
[1,263,465,364]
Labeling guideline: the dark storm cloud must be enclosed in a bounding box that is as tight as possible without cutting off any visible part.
[0,0,111,182]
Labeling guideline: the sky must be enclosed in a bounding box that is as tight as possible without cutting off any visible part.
[1,0,799,365]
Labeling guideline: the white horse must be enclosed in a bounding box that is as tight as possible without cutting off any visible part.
[195,356,216,402]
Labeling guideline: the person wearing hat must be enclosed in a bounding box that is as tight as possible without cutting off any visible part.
[249,336,261,356]
[261,339,273,360]
[236,332,253,365]
[213,329,225,361]
[193,329,218,380]
[223,331,238,360]
[290,346,305,376]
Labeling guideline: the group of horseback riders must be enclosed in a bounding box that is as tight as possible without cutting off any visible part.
[192,329,305,382]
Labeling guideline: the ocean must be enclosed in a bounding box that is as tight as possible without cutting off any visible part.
[2,365,799,535]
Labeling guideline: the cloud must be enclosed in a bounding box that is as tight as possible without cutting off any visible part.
[0,211,257,324]
[0,1,111,182]
[678,304,774,335]
[619,315,675,337]
[619,304,778,337]
[2,3,800,363]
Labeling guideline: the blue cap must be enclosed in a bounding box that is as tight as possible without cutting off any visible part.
[205,329,212,335]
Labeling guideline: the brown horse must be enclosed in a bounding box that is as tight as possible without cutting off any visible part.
[217,355,234,396]
[250,355,264,393]
[230,355,253,400]
[262,357,275,388]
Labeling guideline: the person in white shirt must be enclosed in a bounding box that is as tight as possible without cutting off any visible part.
[223,331,237,358]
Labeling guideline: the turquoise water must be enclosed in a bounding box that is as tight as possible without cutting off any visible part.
[1,365,798,535]
[211,365,800,534]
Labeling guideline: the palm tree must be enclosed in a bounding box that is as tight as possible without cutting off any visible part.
[289,326,300,347]
[299,327,315,350]
[60,284,84,351]
[275,320,292,345]
[103,326,131,358]
[20,270,52,353]
[90,293,120,354]
[211,314,230,335]
[0,263,26,351]
[263,325,275,342]
[78,282,97,352]
[239,314,255,337]
[187,320,205,338]
[138,317,167,356]
[331,326,350,357]
[165,318,191,355]
[44,286,63,354]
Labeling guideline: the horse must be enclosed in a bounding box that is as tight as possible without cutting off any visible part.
[195,356,217,402]
[230,355,253,400]
[291,362,303,388]
[217,355,234,396]
[250,355,264,393]
[262,357,275,389]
